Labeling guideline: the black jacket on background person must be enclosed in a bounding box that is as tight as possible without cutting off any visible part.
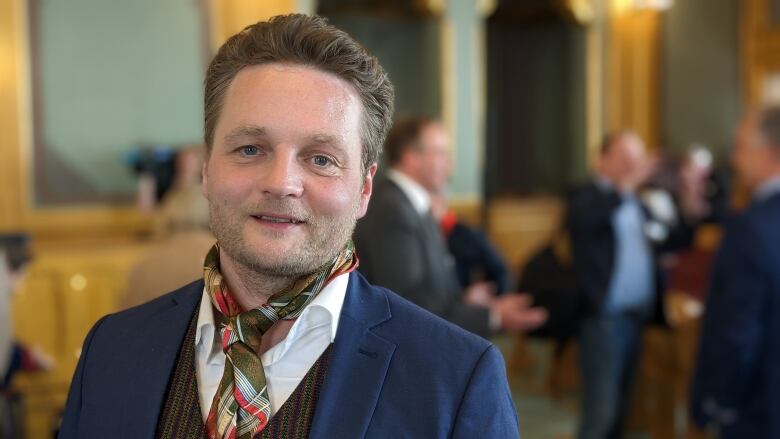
[444,220,509,295]
[564,180,674,321]
[354,177,491,338]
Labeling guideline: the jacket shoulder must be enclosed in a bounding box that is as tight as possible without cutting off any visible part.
[98,280,203,332]
[364,178,413,214]
[356,178,419,233]
[363,279,492,356]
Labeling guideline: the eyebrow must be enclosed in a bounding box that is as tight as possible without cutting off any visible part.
[222,125,350,156]
[310,134,339,144]
[308,134,350,159]
[224,126,267,144]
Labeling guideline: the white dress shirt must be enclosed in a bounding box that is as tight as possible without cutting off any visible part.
[194,272,349,420]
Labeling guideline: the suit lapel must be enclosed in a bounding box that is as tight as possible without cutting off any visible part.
[309,272,396,438]
[126,281,203,436]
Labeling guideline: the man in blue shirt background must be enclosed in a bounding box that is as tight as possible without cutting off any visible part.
[565,131,664,439]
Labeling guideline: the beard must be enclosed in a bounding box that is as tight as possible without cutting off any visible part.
[208,197,359,279]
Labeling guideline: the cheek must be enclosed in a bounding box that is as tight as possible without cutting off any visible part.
[309,183,354,215]
[736,149,753,168]
[206,168,253,204]
[315,177,369,220]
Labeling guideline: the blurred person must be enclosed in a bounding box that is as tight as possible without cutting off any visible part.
[128,147,178,213]
[565,131,667,439]
[153,146,211,237]
[677,144,728,225]
[120,146,216,309]
[354,116,547,338]
[691,106,780,439]
[429,192,510,295]
[638,151,679,232]
[0,234,53,437]
[60,15,522,438]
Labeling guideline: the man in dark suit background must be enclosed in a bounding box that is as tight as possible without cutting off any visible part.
[565,131,663,439]
[60,15,521,438]
[354,116,547,338]
[691,106,780,439]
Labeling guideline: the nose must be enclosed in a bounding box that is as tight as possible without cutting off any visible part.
[260,149,304,198]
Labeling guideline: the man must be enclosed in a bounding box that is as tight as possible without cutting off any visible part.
[121,147,215,309]
[691,107,780,439]
[354,116,547,338]
[60,15,520,438]
[565,131,663,439]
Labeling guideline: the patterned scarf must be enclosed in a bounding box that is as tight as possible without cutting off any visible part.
[203,242,357,439]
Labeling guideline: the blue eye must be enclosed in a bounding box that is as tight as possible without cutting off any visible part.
[312,155,332,167]
[239,145,259,156]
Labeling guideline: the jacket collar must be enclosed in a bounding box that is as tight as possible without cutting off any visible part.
[309,271,396,438]
[127,280,203,436]
[133,274,395,438]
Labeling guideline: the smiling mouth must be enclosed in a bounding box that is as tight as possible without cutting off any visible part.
[252,215,304,224]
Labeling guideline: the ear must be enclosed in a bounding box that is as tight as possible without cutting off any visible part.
[356,163,378,219]
[201,159,209,198]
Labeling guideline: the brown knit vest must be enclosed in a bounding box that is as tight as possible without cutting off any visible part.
[156,304,333,439]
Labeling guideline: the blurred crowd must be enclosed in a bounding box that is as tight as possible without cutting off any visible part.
[4,94,780,439]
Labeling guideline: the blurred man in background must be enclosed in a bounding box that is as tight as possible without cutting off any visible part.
[691,106,780,439]
[121,147,215,309]
[354,116,547,338]
[565,131,664,439]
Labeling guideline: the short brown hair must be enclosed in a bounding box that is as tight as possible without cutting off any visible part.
[383,115,436,165]
[204,14,395,172]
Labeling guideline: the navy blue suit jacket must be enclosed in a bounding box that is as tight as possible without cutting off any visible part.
[59,272,520,438]
[691,192,780,439]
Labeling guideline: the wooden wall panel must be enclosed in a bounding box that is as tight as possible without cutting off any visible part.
[607,6,662,149]
[10,242,149,436]
[742,0,780,105]
[0,0,26,231]
[209,0,296,50]
[486,197,564,275]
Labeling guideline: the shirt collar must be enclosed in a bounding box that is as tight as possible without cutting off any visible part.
[387,169,431,215]
[195,272,350,361]
[754,174,780,202]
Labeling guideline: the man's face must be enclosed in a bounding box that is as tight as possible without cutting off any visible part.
[600,134,646,184]
[410,122,452,193]
[203,63,375,278]
[731,113,772,190]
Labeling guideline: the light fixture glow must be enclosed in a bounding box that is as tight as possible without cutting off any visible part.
[632,0,673,10]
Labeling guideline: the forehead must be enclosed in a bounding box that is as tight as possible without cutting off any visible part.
[216,63,363,144]
[609,134,643,156]
[419,122,448,146]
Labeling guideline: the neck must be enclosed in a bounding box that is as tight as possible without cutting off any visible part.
[217,249,295,310]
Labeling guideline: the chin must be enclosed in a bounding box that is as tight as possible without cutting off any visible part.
[244,239,295,259]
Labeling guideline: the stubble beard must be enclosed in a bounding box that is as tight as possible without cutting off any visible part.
[208,198,359,280]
